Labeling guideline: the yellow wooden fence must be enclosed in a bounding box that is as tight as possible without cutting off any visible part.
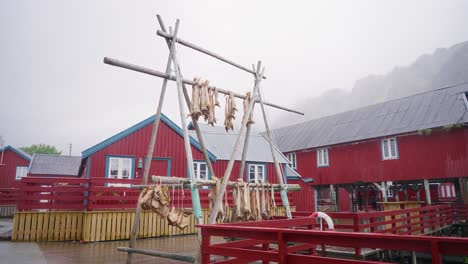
[12,206,293,242]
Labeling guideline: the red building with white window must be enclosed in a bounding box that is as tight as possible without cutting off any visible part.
[0,145,31,188]
[274,84,468,212]
[81,114,291,203]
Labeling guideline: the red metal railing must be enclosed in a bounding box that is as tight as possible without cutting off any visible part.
[198,205,468,264]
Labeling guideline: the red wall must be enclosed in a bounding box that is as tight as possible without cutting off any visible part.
[86,121,281,184]
[293,128,468,186]
[0,149,30,188]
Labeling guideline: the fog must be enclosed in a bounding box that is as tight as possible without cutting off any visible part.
[1,0,468,155]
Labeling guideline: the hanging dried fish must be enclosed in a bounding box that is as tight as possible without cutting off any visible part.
[260,180,268,220]
[190,78,202,120]
[214,87,221,107]
[200,80,211,121]
[243,91,255,125]
[208,176,225,222]
[242,182,251,221]
[207,88,217,126]
[224,92,237,132]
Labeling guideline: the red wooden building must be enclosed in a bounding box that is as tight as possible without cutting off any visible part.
[273,84,468,212]
[0,145,31,188]
[81,114,290,200]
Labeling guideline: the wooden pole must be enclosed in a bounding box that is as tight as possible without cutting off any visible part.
[256,63,292,219]
[147,176,301,191]
[237,74,257,180]
[207,62,265,225]
[103,57,304,115]
[157,16,215,178]
[424,179,432,205]
[156,16,215,178]
[170,22,204,255]
[126,19,181,264]
[118,247,194,263]
[156,30,266,80]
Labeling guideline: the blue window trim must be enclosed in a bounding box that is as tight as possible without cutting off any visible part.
[381,137,399,160]
[246,162,267,182]
[85,158,91,179]
[81,114,217,161]
[105,155,135,179]
[316,148,329,168]
[15,166,28,180]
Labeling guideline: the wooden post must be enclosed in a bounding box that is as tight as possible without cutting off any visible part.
[103,57,304,115]
[170,20,204,231]
[256,62,292,218]
[126,19,181,264]
[237,122,254,181]
[424,179,432,205]
[208,62,265,224]
[156,15,215,178]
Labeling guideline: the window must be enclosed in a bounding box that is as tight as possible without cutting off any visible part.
[287,152,297,170]
[381,138,398,160]
[248,164,265,183]
[193,161,208,180]
[15,166,28,180]
[316,148,329,167]
[440,183,456,198]
[386,188,394,198]
[107,157,133,179]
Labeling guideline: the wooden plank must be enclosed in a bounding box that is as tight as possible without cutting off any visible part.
[65,213,72,241]
[11,213,20,240]
[24,213,32,241]
[59,213,67,241]
[30,213,37,241]
[116,212,122,240]
[69,212,76,241]
[126,212,132,239]
[121,212,127,239]
[42,212,50,241]
[47,212,55,241]
[106,212,112,241]
[111,212,117,240]
[148,212,153,238]
[53,213,60,241]
[90,212,97,242]
[77,212,83,241]
[101,212,107,241]
[36,213,44,242]
[95,212,102,242]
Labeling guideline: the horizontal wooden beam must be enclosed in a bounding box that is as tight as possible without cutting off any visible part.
[156,30,266,79]
[103,57,304,115]
[117,247,195,262]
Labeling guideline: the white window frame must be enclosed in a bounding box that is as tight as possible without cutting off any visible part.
[386,188,394,198]
[15,166,28,180]
[107,157,133,179]
[287,152,297,170]
[381,138,398,160]
[193,161,208,180]
[316,148,329,167]
[248,164,266,183]
[451,185,456,197]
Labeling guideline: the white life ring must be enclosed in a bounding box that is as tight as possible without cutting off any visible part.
[309,212,334,231]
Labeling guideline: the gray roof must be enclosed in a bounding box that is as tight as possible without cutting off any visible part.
[272,83,468,153]
[29,154,82,176]
[189,125,289,163]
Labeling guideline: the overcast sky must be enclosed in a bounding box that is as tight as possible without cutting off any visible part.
[1,0,468,155]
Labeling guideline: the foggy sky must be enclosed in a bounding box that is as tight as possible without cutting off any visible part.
[1,0,468,155]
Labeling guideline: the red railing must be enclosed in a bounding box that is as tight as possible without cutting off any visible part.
[0,188,19,205]
[198,205,468,264]
[17,177,88,211]
[14,177,291,211]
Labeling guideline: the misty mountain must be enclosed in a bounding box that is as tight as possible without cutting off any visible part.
[273,41,468,127]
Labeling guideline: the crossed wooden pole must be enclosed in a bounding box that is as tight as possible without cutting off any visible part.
[104,15,303,264]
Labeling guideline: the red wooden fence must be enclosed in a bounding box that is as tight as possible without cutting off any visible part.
[12,177,291,211]
[0,188,19,205]
[198,205,468,264]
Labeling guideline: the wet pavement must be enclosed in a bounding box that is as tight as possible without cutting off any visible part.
[1,235,204,264]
